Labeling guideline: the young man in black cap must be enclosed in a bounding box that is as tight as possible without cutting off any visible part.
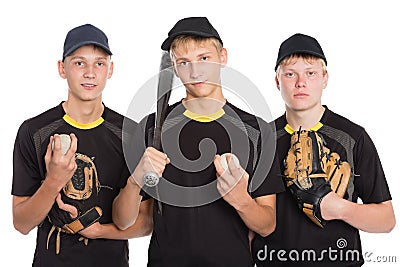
[252,33,396,266]
[12,24,153,266]
[113,17,284,266]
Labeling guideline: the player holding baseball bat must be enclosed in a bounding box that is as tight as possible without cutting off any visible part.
[112,17,284,266]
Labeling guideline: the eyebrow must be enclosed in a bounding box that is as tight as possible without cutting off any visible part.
[175,52,213,62]
[197,52,212,57]
[283,66,320,71]
[69,56,109,61]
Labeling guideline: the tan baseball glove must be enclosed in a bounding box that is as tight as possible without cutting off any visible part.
[284,129,351,228]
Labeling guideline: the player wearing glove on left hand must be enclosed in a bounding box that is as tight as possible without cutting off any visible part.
[252,33,395,267]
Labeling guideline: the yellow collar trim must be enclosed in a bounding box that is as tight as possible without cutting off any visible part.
[183,109,225,122]
[284,122,324,134]
[63,114,104,129]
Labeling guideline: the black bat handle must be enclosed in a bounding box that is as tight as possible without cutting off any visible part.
[153,126,162,151]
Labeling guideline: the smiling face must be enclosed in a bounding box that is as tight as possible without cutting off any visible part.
[58,45,113,103]
[171,37,227,102]
[276,55,328,113]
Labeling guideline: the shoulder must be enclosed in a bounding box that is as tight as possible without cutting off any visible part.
[321,107,365,141]
[103,106,139,141]
[225,102,266,130]
[273,114,286,131]
[104,105,138,127]
[103,106,135,126]
[142,100,182,127]
[17,104,63,134]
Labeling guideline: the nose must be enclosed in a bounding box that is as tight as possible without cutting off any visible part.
[189,62,202,80]
[295,74,306,88]
[83,65,96,79]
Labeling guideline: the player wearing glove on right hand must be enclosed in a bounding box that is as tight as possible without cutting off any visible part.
[252,33,395,266]
[12,24,152,267]
[283,128,351,228]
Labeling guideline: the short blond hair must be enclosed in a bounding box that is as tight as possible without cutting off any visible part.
[276,54,327,76]
[170,35,223,58]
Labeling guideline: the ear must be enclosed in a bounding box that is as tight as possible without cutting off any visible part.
[322,71,329,89]
[58,60,67,79]
[219,48,228,67]
[107,61,114,79]
[275,75,281,91]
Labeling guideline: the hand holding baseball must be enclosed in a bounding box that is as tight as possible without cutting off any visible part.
[214,153,250,208]
[51,134,72,155]
[219,153,240,174]
[44,133,78,191]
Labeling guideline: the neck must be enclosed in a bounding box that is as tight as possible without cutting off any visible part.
[182,96,226,115]
[285,105,325,130]
[62,98,104,124]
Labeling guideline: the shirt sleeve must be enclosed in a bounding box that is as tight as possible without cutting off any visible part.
[353,130,392,203]
[249,120,285,198]
[12,121,43,196]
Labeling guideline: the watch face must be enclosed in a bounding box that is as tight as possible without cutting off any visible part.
[144,172,160,187]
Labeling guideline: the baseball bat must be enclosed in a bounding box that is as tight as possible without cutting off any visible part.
[153,51,174,150]
[151,51,173,214]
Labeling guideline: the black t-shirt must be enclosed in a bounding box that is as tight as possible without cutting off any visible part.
[134,101,284,267]
[12,103,136,267]
[252,106,392,267]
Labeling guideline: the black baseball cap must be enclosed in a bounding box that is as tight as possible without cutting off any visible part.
[161,17,223,51]
[63,24,112,60]
[275,33,326,71]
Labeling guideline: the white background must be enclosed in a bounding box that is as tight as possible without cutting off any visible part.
[1,0,399,266]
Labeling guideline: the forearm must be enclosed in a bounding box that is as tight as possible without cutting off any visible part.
[235,195,276,237]
[87,220,152,240]
[112,176,143,230]
[84,199,154,240]
[321,193,396,232]
[13,179,60,234]
[336,200,395,233]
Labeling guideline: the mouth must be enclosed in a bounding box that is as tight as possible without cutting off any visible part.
[190,81,207,87]
[294,93,309,98]
[81,83,97,90]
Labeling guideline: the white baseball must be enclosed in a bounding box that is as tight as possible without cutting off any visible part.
[220,153,240,174]
[51,134,72,155]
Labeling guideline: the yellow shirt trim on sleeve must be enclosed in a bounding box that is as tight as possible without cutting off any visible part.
[183,109,225,122]
[63,114,104,129]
